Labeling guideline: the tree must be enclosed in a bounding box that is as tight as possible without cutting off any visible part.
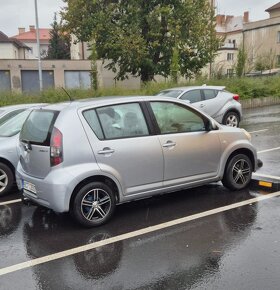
[61,0,219,82]
[45,13,71,60]
[235,46,246,77]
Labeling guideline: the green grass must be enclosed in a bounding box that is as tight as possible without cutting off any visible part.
[1,76,280,106]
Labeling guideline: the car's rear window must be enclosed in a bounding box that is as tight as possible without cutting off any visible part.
[156,90,183,98]
[20,110,59,146]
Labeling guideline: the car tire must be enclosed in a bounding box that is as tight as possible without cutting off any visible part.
[222,111,240,127]
[222,154,252,191]
[0,163,14,196]
[71,182,116,227]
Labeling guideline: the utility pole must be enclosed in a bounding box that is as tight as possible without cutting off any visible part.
[34,0,43,91]
[209,0,215,79]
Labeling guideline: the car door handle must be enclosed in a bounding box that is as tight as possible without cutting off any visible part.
[199,104,205,108]
[98,148,115,155]
[162,141,176,148]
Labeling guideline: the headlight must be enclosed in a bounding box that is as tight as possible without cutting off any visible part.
[241,129,251,141]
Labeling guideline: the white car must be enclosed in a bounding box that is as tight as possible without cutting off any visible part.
[156,85,242,127]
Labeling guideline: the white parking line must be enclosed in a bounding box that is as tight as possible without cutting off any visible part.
[253,173,280,181]
[0,190,280,277]
[248,129,269,134]
[257,147,280,154]
[0,199,21,206]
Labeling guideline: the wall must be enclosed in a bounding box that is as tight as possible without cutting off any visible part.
[244,17,280,70]
[0,43,18,59]
[0,59,141,92]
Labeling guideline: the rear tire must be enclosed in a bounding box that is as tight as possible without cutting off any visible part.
[71,182,116,227]
[222,111,240,127]
[0,163,14,196]
[222,154,252,191]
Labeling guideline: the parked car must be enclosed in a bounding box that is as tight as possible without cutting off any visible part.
[0,104,46,196]
[156,85,242,127]
[0,104,38,127]
[16,96,261,227]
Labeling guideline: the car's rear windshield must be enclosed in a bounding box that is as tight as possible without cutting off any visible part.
[156,90,183,98]
[20,109,59,146]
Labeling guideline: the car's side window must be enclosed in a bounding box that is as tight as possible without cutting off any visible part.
[84,103,149,140]
[203,89,218,100]
[150,102,206,134]
[180,90,202,103]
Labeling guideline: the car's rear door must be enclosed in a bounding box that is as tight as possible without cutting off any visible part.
[80,102,164,196]
[148,101,221,186]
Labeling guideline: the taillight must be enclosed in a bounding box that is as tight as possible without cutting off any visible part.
[233,95,240,101]
[50,127,63,166]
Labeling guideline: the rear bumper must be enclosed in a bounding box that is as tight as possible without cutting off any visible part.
[16,164,72,213]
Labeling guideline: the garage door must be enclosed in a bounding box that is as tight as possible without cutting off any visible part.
[64,71,91,89]
[21,70,54,92]
[0,71,11,91]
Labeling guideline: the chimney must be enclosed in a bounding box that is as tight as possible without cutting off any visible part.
[29,25,35,32]
[216,15,223,26]
[225,15,234,24]
[18,27,25,34]
[243,11,249,23]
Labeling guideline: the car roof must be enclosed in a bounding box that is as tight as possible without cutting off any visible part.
[36,96,187,112]
[161,85,226,91]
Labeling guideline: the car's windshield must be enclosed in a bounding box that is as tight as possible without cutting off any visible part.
[0,110,30,137]
[156,90,183,98]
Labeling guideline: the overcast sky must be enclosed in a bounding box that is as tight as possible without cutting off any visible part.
[0,0,278,37]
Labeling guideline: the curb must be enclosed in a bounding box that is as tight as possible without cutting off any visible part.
[241,96,280,109]
[250,173,280,191]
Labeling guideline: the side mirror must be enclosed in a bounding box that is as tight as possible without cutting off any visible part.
[205,119,217,131]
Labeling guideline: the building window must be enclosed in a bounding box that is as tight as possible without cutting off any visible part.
[227,53,234,61]
[277,55,280,67]
[278,31,280,43]
[227,69,234,76]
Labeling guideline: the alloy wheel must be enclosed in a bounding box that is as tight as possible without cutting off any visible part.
[226,115,238,127]
[81,188,112,222]
[0,169,8,193]
[232,159,251,185]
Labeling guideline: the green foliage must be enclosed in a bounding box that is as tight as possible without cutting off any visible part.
[236,47,246,77]
[1,76,280,106]
[61,0,219,82]
[45,13,71,60]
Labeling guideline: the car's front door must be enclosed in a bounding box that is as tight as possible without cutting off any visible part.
[81,102,164,196]
[149,101,221,186]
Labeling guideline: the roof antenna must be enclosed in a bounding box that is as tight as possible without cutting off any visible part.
[61,87,74,102]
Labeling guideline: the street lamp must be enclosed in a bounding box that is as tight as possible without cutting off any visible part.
[34,0,43,91]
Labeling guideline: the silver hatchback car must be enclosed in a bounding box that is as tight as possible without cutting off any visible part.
[157,86,242,127]
[16,97,261,227]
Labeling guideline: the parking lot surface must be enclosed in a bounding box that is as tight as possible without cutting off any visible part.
[0,104,280,290]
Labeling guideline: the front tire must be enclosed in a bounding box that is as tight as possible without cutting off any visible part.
[222,111,240,127]
[0,163,14,196]
[222,154,252,191]
[71,182,116,227]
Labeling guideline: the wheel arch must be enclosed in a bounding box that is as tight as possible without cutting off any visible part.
[223,148,255,177]
[69,175,120,210]
[0,157,15,175]
[222,108,241,122]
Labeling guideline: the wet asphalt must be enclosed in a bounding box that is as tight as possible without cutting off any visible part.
[0,104,280,290]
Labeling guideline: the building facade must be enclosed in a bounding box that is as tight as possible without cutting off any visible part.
[12,26,51,59]
[0,31,30,59]
[243,2,280,72]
